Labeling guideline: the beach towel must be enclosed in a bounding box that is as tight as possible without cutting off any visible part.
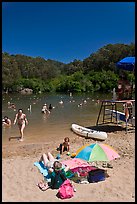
[62,158,97,173]
[34,161,51,182]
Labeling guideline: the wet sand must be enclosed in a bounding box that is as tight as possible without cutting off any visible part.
[2,126,135,202]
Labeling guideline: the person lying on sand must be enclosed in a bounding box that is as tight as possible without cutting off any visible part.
[37,160,71,191]
[39,152,69,172]
[38,154,70,191]
[39,152,58,173]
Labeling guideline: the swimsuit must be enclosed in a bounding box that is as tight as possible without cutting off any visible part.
[17,114,26,125]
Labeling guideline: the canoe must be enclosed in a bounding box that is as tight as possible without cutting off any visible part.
[71,124,107,140]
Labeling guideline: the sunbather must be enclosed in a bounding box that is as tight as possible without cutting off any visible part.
[39,152,57,172]
[37,160,68,191]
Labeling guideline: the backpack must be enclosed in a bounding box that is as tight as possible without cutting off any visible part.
[87,169,106,183]
[57,179,74,199]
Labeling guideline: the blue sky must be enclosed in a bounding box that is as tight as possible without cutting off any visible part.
[2,2,135,64]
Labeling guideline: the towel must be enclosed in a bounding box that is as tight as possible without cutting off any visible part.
[34,161,51,182]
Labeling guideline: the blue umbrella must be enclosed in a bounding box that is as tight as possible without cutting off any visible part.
[116,57,135,71]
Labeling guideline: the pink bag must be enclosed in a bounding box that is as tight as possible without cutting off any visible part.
[57,179,74,199]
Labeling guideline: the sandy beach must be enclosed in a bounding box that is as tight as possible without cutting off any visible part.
[2,126,135,202]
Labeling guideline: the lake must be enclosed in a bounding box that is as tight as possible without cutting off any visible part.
[2,92,114,145]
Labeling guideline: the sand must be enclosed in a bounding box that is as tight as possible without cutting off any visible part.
[2,126,135,202]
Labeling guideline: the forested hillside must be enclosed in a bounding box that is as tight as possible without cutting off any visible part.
[2,43,135,93]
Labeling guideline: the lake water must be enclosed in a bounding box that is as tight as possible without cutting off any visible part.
[2,92,114,145]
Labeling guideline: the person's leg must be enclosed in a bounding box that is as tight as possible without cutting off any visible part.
[39,153,49,166]
[19,123,25,141]
[47,152,55,161]
[63,146,68,152]
[59,144,63,154]
[18,124,23,140]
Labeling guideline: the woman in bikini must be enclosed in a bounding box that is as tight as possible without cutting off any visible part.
[13,109,28,141]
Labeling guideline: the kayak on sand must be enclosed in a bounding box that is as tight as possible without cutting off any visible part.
[71,123,107,140]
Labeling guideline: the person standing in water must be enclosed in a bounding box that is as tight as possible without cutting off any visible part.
[13,109,28,141]
[2,116,12,141]
[48,104,53,111]
[41,104,50,114]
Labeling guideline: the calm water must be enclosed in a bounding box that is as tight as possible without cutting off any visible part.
[2,92,113,145]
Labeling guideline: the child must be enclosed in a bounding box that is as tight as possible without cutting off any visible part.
[57,137,70,154]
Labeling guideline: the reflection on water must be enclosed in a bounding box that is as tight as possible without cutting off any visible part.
[2,92,112,145]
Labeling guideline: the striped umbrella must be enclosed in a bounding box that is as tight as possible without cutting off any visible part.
[75,143,120,162]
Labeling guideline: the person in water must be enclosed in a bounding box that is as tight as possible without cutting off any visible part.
[2,116,11,127]
[41,104,50,114]
[48,104,53,111]
[8,102,16,110]
[13,109,28,141]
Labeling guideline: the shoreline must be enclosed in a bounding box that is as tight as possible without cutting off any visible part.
[2,129,135,202]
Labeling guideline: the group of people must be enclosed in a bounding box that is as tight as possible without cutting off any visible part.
[3,109,28,142]
[2,113,72,191]
[3,103,72,192]
[3,102,54,142]
[37,137,73,191]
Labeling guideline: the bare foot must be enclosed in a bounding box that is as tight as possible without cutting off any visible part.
[19,138,24,142]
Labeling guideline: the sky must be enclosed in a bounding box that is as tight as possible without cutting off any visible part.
[2,2,135,64]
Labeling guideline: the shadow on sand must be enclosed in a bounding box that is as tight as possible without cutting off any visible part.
[9,136,21,141]
[86,124,125,133]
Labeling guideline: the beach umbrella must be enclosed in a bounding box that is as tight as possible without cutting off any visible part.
[62,158,97,173]
[116,57,135,72]
[75,143,120,162]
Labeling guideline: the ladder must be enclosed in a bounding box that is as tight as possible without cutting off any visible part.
[96,101,118,126]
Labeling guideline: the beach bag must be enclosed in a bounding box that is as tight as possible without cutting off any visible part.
[57,179,74,199]
[87,169,106,183]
